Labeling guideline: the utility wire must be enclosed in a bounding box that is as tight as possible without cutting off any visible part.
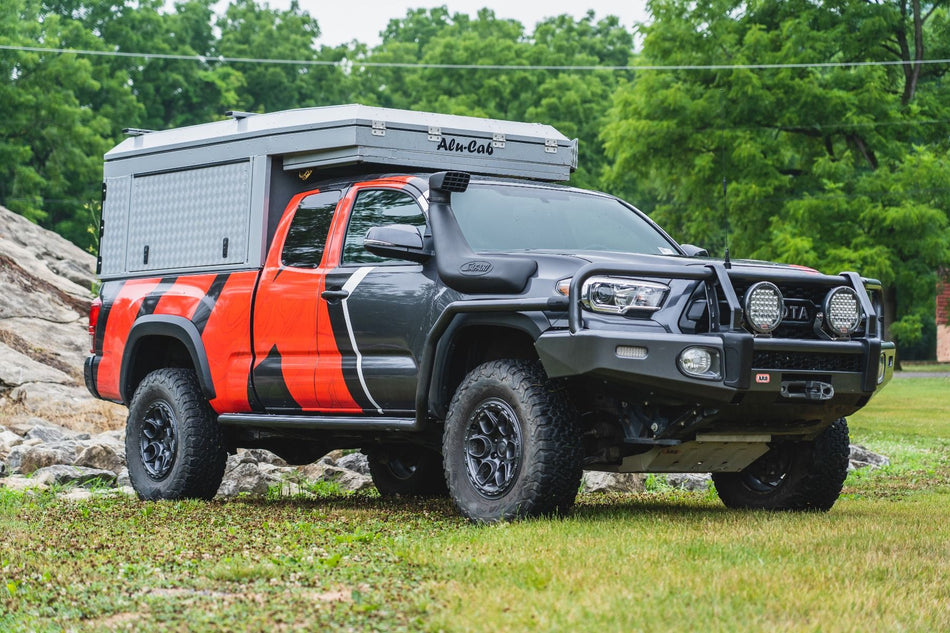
[2,44,950,71]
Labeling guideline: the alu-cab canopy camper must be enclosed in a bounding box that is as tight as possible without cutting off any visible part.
[98,104,577,279]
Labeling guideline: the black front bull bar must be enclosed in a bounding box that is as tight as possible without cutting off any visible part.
[543,261,894,397]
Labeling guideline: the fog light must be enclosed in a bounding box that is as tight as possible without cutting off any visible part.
[743,282,784,334]
[878,352,887,384]
[678,347,721,380]
[824,286,861,336]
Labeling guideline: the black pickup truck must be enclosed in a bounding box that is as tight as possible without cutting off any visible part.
[87,164,895,522]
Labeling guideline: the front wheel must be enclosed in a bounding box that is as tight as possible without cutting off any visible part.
[125,368,227,500]
[712,418,850,511]
[442,360,583,523]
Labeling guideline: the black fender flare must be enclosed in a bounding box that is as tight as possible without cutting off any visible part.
[120,315,216,403]
[426,311,548,418]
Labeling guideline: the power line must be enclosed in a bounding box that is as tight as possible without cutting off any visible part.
[1,44,950,71]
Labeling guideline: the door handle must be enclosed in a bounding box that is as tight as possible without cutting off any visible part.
[321,289,349,301]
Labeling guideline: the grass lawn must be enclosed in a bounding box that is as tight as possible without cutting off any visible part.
[2,378,949,632]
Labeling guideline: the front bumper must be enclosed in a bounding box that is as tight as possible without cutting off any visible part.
[537,260,896,424]
[537,328,894,410]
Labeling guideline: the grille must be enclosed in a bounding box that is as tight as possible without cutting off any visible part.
[752,351,863,373]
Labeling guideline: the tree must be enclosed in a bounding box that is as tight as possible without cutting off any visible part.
[0,0,141,247]
[216,0,354,113]
[602,0,950,354]
[358,8,634,188]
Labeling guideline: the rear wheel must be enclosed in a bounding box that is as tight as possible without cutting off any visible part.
[712,418,850,511]
[125,368,227,501]
[442,360,583,523]
[368,446,448,497]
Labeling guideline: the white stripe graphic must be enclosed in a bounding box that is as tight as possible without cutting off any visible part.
[340,266,383,414]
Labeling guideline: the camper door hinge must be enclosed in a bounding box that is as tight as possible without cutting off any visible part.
[372,120,387,137]
[492,133,506,149]
[545,138,559,154]
[427,126,442,142]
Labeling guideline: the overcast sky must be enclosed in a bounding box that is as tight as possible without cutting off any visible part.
[250,1,651,48]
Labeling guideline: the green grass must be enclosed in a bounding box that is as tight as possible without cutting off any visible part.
[2,378,949,632]
[895,362,950,373]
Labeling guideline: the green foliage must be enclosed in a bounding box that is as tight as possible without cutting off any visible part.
[602,0,950,349]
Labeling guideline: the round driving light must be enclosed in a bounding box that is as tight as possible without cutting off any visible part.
[679,347,713,376]
[743,282,784,334]
[824,287,861,336]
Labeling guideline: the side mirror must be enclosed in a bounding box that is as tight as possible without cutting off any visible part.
[364,224,431,263]
[681,244,709,257]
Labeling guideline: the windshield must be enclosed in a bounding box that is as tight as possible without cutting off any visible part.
[449,183,679,256]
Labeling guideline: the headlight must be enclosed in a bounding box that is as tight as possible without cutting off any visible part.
[823,287,861,336]
[581,276,669,314]
[743,281,784,334]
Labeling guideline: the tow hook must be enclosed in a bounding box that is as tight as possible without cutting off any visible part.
[780,380,835,401]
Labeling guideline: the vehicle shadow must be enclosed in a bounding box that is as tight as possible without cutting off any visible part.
[224,490,741,523]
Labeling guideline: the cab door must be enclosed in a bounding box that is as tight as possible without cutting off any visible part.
[321,181,441,416]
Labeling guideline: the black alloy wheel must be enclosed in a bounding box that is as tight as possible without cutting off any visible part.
[140,400,178,479]
[463,398,523,498]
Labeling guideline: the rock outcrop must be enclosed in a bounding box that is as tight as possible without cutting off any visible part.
[0,205,125,432]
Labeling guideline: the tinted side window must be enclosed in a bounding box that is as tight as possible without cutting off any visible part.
[342,189,426,264]
[281,191,341,268]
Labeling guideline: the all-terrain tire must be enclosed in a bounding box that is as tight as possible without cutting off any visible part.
[368,446,448,497]
[712,418,851,511]
[125,368,227,501]
[442,360,583,523]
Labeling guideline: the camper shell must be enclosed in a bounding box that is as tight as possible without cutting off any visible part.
[98,104,577,279]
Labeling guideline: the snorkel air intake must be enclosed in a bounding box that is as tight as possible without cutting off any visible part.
[427,171,537,294]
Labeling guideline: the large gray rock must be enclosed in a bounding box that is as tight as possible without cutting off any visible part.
[0,204,96,307]
[74,443,125,474]
[217,460,274,497]
[297,462,374,492]
[0,460,6,477]
[4,418,54,436]
[0,475,47,492]
[581,471,646,494]
[0,429,23,457]
[215,452,298,498]
[336,452,370,475]
[25,425,69,443]
[849,444,890,470]
[0,343,73,393]
[0,205,127,432]
[31,465,116,487]
[665,473,712,492]
[5,441,70,474]
[239,448,287,467]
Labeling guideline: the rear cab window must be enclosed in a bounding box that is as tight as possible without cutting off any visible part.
[281,190,342,268]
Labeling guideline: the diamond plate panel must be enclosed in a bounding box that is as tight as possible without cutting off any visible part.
[127,162,251,272]
[99,175,131,277]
